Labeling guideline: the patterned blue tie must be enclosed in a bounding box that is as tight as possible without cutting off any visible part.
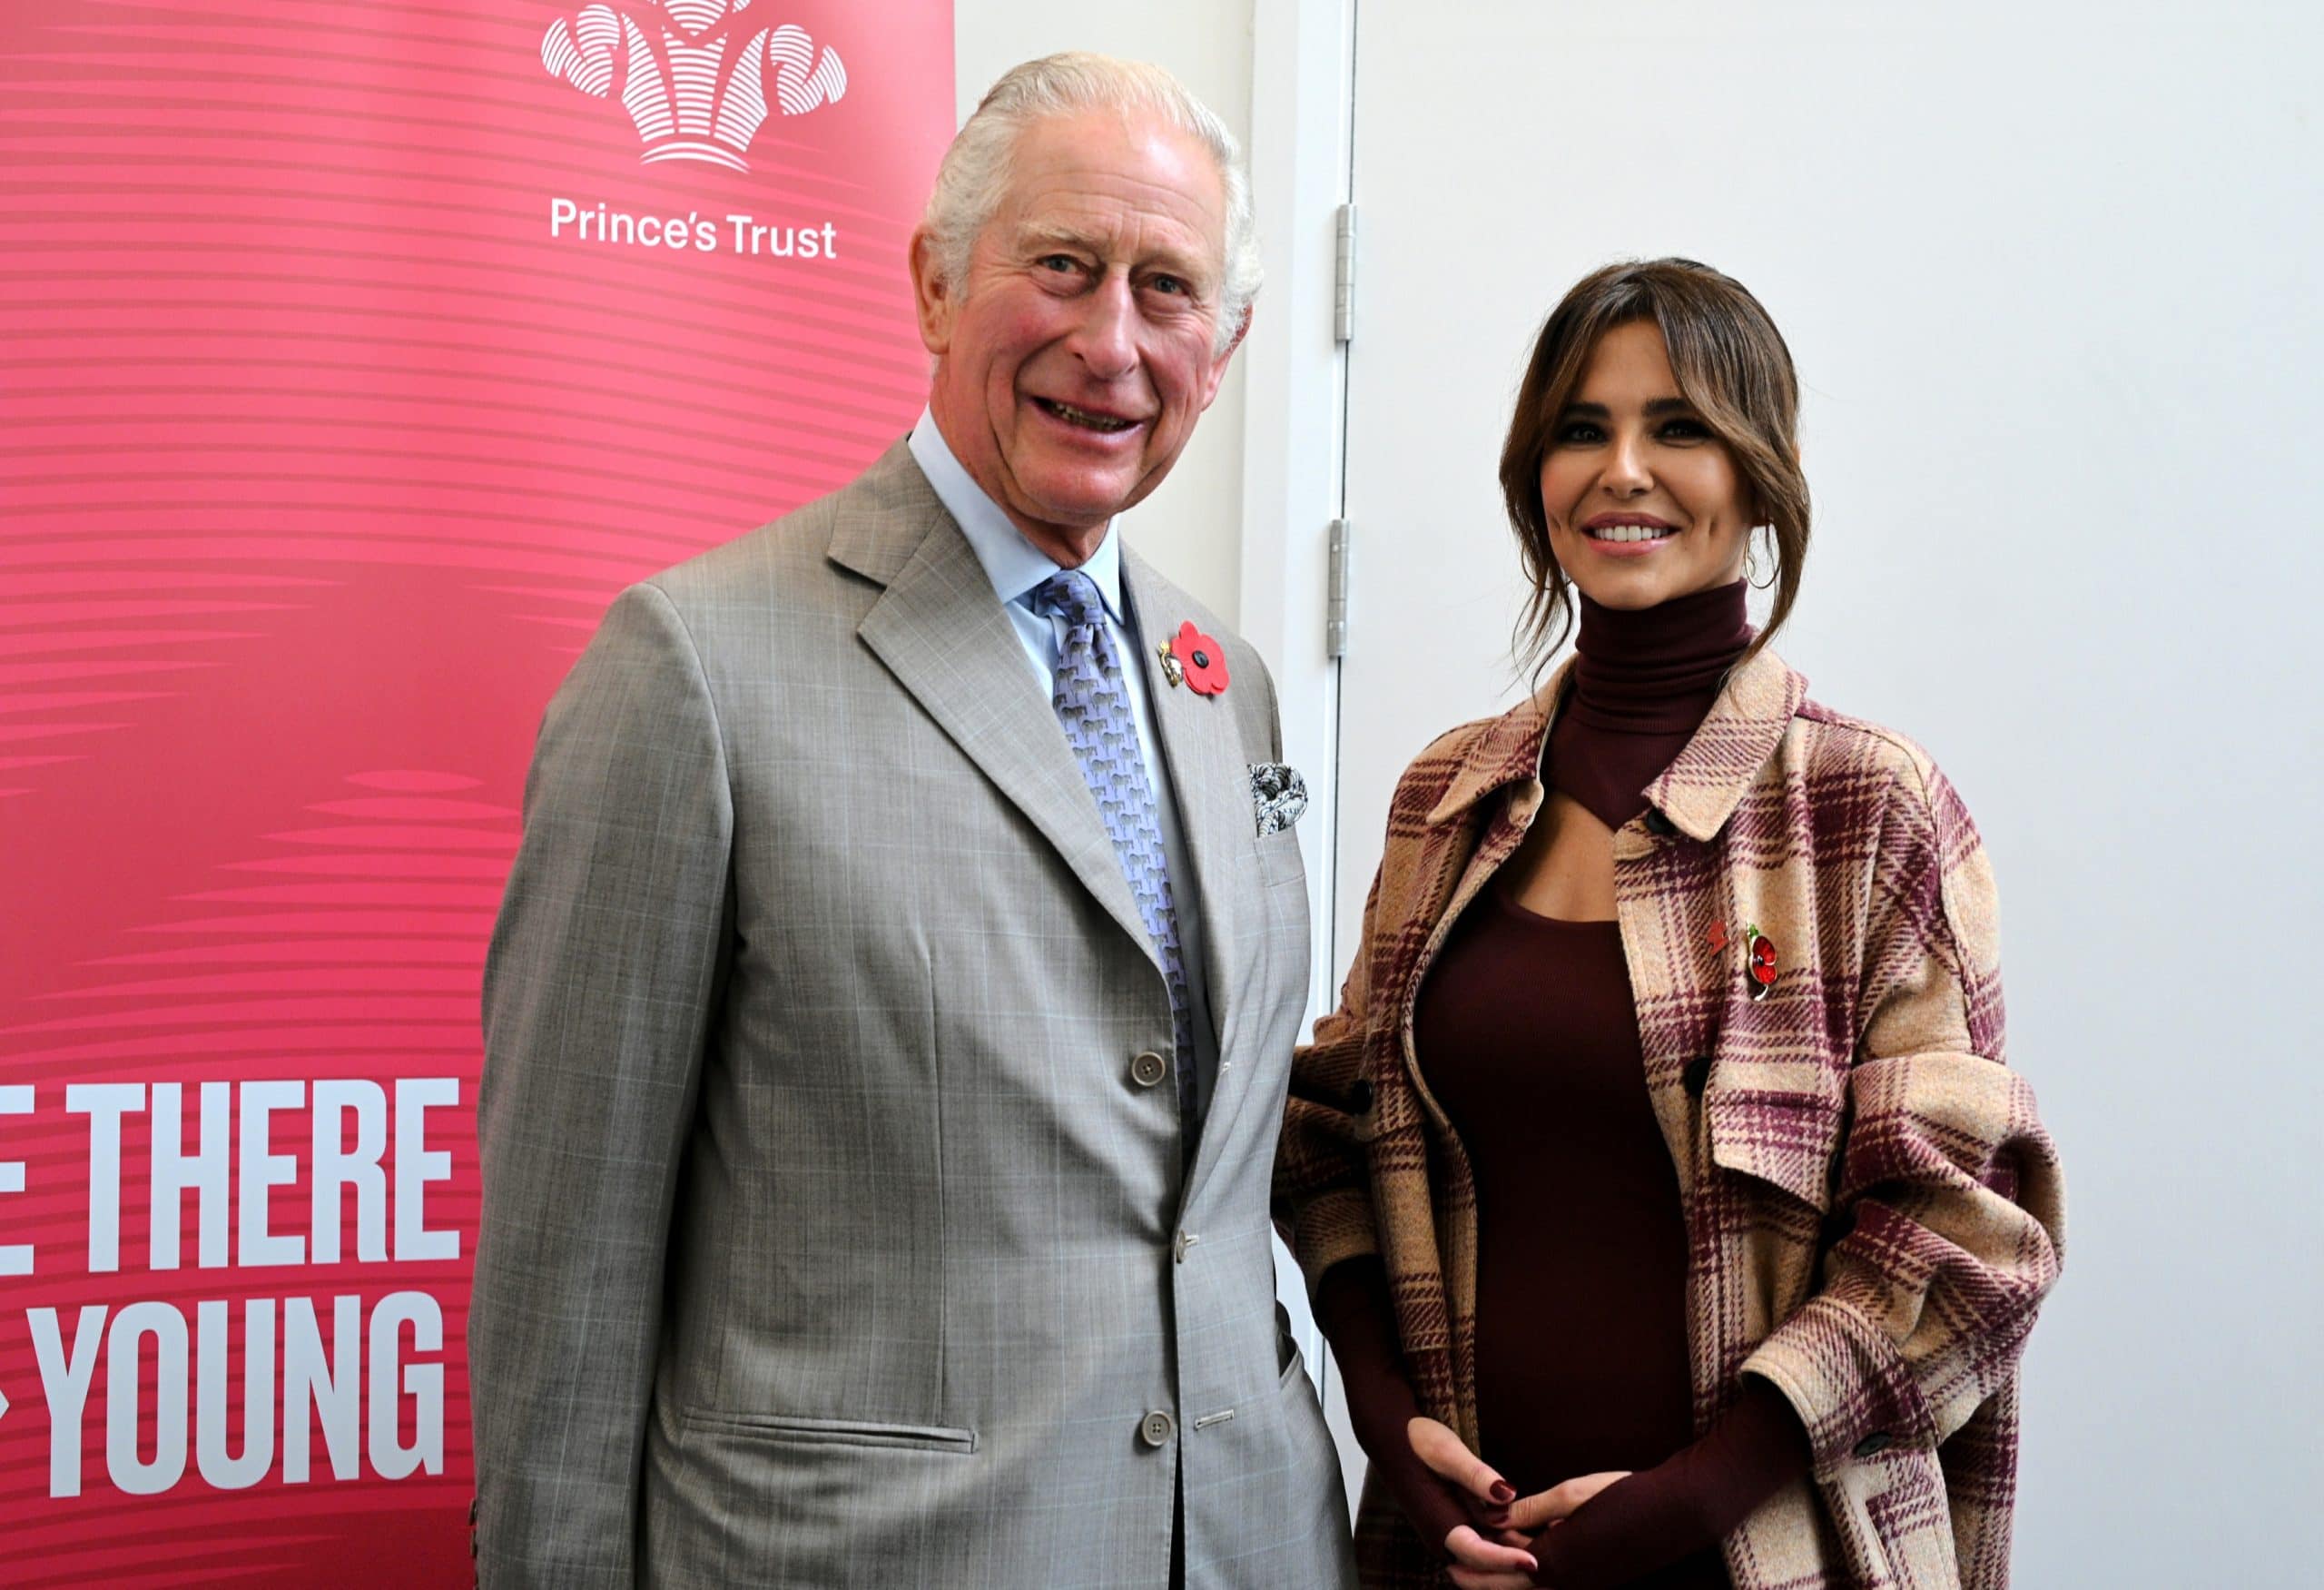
[1035,571,1198,1138]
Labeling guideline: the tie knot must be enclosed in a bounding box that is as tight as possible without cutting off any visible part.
[1035,569,1107,630]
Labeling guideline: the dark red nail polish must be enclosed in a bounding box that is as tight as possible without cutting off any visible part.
[1490,1480,1516,1504]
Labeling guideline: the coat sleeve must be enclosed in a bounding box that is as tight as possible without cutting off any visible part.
[469,581,735,1586]
[1275,857,1388,1292]
[1741,754,2065,1480]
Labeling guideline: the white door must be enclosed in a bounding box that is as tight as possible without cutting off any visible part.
[1330,4,2319,1583]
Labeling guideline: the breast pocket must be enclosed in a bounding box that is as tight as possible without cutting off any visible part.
[1252,827,1307,892]
[1703,1083,1846,1214]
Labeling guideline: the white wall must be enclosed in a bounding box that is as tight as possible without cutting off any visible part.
[952,0,1257,626]
[1259,4,2324,1584]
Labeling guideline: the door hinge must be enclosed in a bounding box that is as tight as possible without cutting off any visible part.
[1327,518,1352,658]
[1334,202,1357,345]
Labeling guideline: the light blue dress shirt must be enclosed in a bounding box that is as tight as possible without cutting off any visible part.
[907,409,1219,1125]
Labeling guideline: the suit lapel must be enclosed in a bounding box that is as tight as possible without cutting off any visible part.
[845,451,1157,964]
[1122,552,1254,1200]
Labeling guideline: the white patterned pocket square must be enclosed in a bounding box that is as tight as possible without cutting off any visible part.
[1248,762,1308,836]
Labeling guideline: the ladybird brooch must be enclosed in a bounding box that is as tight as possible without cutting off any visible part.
[1711,920,1779,1002]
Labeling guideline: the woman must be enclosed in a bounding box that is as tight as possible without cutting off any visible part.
[1277,260,2065,1590]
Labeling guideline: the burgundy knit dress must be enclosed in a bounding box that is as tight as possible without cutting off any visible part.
[1417,898,1718,1587]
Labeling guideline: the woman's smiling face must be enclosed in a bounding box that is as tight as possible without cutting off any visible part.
[1540,319,1754,611]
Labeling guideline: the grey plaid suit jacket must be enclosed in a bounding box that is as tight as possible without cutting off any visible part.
[471,442,1354,1587]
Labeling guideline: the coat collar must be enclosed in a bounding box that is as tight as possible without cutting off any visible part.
[836,446,1267,1209]
[827,438,943,587]
[1425,646,1807,841]
[837,439,1159,963]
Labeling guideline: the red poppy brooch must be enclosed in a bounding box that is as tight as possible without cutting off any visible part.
[1158,622,1229,696]
[1711,920,1779,1001]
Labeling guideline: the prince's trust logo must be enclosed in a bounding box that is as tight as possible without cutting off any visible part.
[542,0,847,172]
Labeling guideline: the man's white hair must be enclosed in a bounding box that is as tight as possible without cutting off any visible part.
[921,52,1262,357]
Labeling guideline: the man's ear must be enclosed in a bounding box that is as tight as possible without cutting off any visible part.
[908,228,953,357]
[1198,301,1254,410]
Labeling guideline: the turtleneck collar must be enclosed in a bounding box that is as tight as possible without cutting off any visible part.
[1541,578,1752,833]
[1563,578,1752,736]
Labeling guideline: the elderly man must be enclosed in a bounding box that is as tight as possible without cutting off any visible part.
[468,53,1354,1588]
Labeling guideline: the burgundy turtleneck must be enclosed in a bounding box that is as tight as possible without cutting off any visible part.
[1313,579,1810,1588]
[1548,578,1751,832]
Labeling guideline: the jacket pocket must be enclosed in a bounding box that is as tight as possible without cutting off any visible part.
[1253,825,1307,891]
[680,1407,978,1454]
[1703,1083,1846,1213]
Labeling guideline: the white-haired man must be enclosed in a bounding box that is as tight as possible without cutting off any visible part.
[470,53,1355,1587]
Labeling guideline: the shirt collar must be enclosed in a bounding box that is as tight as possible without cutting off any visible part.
[908,407,1125,623]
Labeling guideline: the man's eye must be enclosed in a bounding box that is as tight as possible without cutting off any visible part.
[1039,254,1078,274]
[1149,274,1187,296]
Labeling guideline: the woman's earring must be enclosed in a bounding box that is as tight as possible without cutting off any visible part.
[1745,526,1777,590]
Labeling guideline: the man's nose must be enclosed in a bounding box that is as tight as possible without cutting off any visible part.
[1068,273,1139,380]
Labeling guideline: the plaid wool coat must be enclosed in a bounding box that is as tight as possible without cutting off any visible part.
[1277,647,2065,1590]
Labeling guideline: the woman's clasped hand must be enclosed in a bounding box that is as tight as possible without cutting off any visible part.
[1408,1413,1630,1590]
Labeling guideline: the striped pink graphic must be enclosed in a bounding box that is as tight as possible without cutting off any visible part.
[0,0,952,1578]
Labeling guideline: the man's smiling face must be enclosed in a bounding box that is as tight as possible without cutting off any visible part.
[911,108,1244,564]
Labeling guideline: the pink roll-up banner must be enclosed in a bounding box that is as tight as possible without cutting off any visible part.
[0,1,953,1578]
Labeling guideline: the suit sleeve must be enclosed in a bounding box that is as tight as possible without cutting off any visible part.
[470,581,734,1586]
[1741,756,2065,1480]
[1242,639,1391,1285]
[1274,854,1387,1291]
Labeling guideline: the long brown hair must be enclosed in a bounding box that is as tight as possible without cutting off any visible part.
[1499,258,1809,671]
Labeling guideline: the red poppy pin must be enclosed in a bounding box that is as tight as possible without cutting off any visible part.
[1740,923,1778,1001]
[1159,622,1229,696]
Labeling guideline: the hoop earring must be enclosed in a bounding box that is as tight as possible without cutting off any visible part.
[1745,526,1777,590]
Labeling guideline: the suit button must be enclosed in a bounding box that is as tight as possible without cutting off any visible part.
[1644,808,1678,836]
[1130,1051,1168,1089]
[1139,1410,1176,1447]
[1680,1056,1712,1097]
[1172,1230,1200,1262]
[1852,1431,1893,1458]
